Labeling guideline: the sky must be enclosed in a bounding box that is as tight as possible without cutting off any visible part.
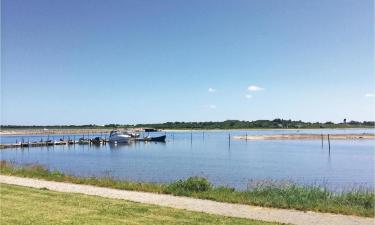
[1,0,374,125]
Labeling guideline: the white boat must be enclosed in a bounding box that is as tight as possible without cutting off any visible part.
[109,130,131,143]
[124,131,140,138]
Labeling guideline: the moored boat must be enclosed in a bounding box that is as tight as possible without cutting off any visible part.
[144,135,166,142]
[78,138,90,144]
[91,137,104,144]
[124,131,140,138]
[109,130,131,143]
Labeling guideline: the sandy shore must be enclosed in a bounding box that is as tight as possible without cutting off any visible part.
[233,133,375,140]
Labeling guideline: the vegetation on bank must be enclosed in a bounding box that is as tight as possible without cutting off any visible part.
[1,119,374,130]
[1,184,275,225]
[1,161,373,217]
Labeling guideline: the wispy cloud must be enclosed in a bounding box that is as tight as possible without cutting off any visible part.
[208,88,216,93]
[248,85,264,92]
[365,93,375,97]
[245,94,252,99]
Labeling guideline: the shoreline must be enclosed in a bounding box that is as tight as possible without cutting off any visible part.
[1,127,374,136]
[0,161,373,218]
[1,176,373,225]
[233,133,375,140]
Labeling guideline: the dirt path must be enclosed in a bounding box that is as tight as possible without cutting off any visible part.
[0,175,372,225]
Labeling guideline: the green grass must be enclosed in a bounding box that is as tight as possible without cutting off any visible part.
[0,183,277,225]
[1,161,374,217]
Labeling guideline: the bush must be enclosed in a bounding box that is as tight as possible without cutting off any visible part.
[166,176,212,194]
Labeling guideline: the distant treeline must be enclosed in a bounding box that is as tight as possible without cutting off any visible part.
[133,119,375,129]
[1,119,374,130]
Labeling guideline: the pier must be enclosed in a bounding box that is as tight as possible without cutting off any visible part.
[0,135,167,149]
[0,139,103,149]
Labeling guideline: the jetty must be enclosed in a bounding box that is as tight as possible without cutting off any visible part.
[0,140,84,149]
[0,135,167,149]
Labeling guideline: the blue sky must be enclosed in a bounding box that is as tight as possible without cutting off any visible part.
[1,0,374,125]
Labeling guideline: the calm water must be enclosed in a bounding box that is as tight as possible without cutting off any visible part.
[1,129,374,191]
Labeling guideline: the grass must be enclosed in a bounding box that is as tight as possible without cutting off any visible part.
[1,161,374,217]
[0,183,277,225]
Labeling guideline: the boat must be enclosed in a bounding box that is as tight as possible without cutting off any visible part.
[144,128,159,132]
[91,137,103,144]
[78,138,90,144]
[109,130,131,143]
[144,135,166,142]
[124,131,140,138]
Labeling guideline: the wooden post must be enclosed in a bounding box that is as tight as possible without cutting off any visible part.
[328,134,331,152]
[190,131,193,144]
[245,132,248,142]
[321,134,323,148]
[228,133,231,148]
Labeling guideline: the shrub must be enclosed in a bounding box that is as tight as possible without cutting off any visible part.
[166,176,212,194]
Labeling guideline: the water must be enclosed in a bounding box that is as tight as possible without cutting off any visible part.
[1,129,374,191]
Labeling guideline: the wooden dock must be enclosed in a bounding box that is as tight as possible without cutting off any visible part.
[0,139,109,149]
[0,136,167,149]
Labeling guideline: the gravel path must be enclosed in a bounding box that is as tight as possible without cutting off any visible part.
[0,175,373,225]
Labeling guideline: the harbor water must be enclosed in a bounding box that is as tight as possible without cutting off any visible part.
[1,129,374,191]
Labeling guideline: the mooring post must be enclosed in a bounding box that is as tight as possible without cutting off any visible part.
[321,134,323,148]
[203,131,205,140]
[328,134,331,152]
[190,131,193,143]
[228,133,231,148]
[245,132,248,142]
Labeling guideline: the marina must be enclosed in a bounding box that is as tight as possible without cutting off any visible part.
[0,130,167,149]
[1,128,373,191]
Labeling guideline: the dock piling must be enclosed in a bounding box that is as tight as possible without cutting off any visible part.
[228,133,231,148]
[328,134,331,152]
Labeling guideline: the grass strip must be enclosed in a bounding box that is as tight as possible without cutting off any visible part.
[1,160,373,217]
[0,183,277,225]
